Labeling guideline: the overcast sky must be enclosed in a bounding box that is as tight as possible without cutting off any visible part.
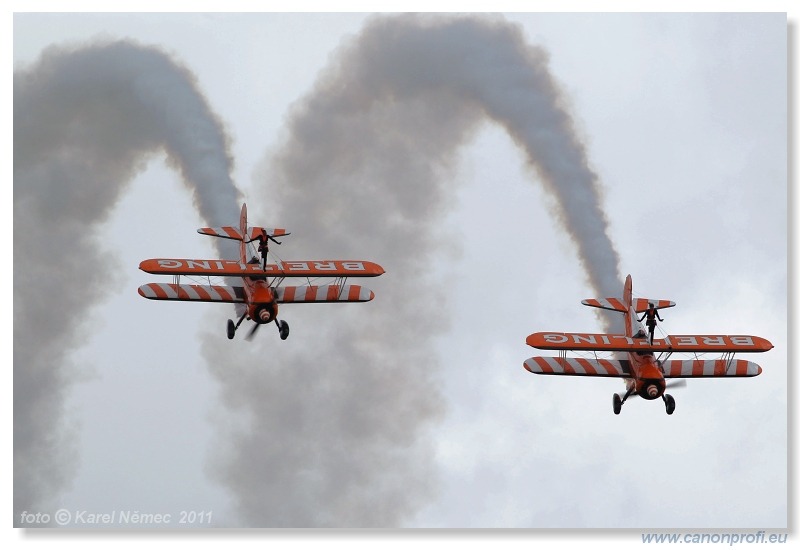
[8,3,795,544]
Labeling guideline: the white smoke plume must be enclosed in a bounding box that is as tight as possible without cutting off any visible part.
[205,14,622,527]
[13,40,241,524]
[14,14,623,528]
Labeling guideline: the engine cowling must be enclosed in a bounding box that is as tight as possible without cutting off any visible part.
[638,378,665,400]
[249,302,277,324]
[257,307,272,323]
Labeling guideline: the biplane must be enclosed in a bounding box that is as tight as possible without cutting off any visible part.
[138,203,384,340]
[524,275,772,414]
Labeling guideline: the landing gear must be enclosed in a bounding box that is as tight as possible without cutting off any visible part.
[613,387,634,415]
[228,314,289,341]
[663,393,675,415]
[277,319,290,340]
[227,312,248,340]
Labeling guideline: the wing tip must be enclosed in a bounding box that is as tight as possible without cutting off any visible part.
[523,359,536,373]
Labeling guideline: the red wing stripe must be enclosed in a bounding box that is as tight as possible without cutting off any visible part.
[247,227,289,240]
[582,298,626,312]
[631,298,677,312]
[142,283,168,299]
[197,286,215,300]
[535,356,558,374]
[221,226,241,239]
[198,226,243,239]
[184,285,202,300]
[573,358,593,375]
[162,283,179,299]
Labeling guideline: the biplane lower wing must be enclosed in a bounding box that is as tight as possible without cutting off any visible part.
[526,332,773,353]
[138,283,374,304]
[138,283,244,303]
[139,258,385,278]
[276,285,374,303]
[524,356,630,377]
[524,357,762,378]
[662,359,762,377]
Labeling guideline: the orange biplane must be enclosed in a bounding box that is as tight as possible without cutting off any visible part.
[138,203,384,340]
[524,275,772,414]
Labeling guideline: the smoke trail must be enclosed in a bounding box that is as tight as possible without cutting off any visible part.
[206,14,621,527]
[13,40,241,523]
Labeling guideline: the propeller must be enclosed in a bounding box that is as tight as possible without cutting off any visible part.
[245,322,261,341]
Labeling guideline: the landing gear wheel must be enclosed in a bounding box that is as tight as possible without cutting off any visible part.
[613,393,622,415]
[278,320,290,341]
[227,319,236,340]
[664,393,675,415]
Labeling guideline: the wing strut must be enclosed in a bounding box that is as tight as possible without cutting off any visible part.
[722,351,737,374]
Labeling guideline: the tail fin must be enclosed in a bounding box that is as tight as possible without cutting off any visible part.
[623,274,633,309]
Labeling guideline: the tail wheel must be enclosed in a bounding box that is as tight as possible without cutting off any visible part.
[226,319,236,340]
[613,393,622,415]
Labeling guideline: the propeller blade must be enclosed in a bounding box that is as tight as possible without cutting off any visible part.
[245,322,261,341]
[666,379,687,389]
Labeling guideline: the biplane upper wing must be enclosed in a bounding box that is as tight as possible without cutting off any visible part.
[581,298,676,313]
[661,359,762,377]
[139,258,385,278]
[524,356,631,377]
[197,226,289,242]
[526,332,773,353]
[138,283,374,303]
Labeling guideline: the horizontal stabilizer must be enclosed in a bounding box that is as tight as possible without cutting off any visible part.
[138,283,244,303]
[276,285,374,303]
[197,226,289,242]
[582,297,676,313]
[527,332,773,353]
[524,356,630,377]
[662,359,762,377]
[140,258,385,278]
